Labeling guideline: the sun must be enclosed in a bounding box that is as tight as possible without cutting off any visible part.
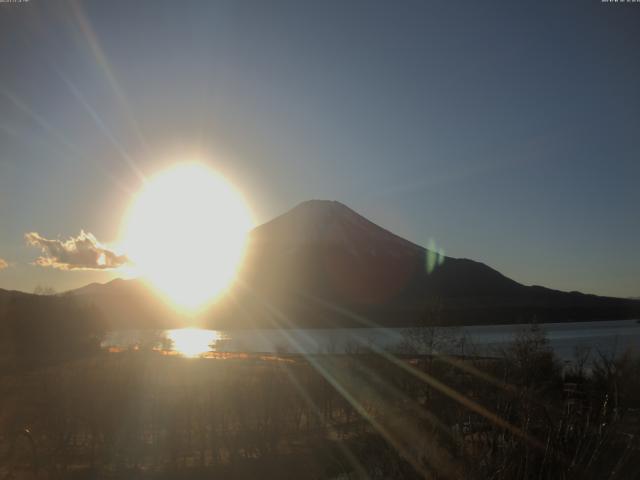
[121,163,253,310]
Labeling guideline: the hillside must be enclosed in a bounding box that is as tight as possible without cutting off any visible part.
[211,200,640,328]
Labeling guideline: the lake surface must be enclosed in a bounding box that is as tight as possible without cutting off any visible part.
[102,319,640,361]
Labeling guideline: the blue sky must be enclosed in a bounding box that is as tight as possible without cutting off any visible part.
[0,0,639,297]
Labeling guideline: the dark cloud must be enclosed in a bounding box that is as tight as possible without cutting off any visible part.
[25,230,128,270]
[0,258,7,270]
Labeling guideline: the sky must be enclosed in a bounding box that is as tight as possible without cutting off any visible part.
[0,0,639,297]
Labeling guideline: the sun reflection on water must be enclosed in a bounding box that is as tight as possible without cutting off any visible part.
[166,328,221,357]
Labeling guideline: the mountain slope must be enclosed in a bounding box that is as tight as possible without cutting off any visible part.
[216,200,640,328]
[67,278,177,329]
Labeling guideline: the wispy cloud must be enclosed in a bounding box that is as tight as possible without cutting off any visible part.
[0,258,8,270]
[25,230,128,270]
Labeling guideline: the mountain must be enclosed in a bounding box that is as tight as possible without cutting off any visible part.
[0,288,30,319]
[67,278,177,330]
[45,200,640,329]
[213,200,640,328]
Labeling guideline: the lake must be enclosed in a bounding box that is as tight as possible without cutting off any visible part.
[102,319,640,361]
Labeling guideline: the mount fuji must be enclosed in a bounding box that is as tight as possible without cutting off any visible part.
[211,200,640,328]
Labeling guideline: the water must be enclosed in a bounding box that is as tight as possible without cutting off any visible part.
[101,319,640,361]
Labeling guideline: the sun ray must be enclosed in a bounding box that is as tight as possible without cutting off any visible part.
[69,0,150,155]
[0,86,136,197]
[54,66,146,182]
[234,280,458,477]
[300,292,546,450]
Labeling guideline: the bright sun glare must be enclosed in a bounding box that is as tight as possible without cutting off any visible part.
[122,163,253,310]
[167,328,219,357]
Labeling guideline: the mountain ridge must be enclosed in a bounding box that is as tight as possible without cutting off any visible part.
[220,200,640,327]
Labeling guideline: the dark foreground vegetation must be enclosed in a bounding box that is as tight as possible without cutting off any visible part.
[1,296,640,479]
